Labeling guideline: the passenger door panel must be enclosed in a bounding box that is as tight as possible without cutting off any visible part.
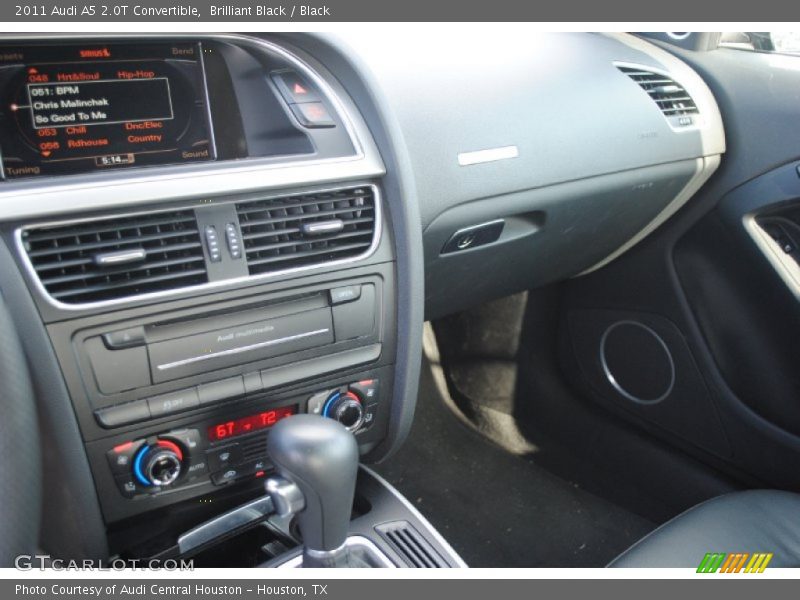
[562,42,800,490]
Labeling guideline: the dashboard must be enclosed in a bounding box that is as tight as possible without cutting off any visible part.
[0,32,725,562]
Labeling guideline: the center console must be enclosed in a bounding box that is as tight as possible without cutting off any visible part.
[24,181,391,524]
[0,33,438,566]
[49,258,394,524]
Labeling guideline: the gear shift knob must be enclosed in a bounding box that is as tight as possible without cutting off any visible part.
[267,414,359,563]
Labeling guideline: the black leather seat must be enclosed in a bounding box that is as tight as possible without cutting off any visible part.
[609,490,800,567]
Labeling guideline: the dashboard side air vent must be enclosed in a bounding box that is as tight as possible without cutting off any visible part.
[376,521,448,568]
[618,66,699,120]
[22,210,208,305]
[236,187,377,276]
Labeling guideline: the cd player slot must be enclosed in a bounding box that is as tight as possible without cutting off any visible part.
[81,281,379,409]
[149,307,334,383]
[145,292,328,342]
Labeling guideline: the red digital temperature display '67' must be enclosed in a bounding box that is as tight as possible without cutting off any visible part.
[208,406,296,442]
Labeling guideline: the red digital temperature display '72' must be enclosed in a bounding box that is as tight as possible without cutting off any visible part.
[208,406,296,442]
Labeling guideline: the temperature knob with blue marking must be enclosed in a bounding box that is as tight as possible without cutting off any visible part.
[133,439,184,487]
[321,390,364,432]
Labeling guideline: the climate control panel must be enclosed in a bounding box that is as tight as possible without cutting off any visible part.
[107,428,213,498]
[103,378,381,501]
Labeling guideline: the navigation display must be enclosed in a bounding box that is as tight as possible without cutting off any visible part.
[0,42,215,179]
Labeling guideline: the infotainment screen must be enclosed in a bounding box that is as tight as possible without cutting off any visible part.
[0,42,215,179]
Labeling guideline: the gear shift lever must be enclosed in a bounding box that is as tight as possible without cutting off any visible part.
[267,414,359,567]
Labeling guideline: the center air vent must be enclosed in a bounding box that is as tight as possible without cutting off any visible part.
[618,66,699,120]
[236,187,377,276]
[22,210,208,305]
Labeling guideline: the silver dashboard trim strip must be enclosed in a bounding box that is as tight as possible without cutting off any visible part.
[457,145,519,166]
[0,33,384,221]
[156,327,331,371]
[15,182,383,311]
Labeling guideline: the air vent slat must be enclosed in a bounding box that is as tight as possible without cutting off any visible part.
[49,268,208,301]
[240,206,374,229]
[22,215,197,243]
[655,96,693,104]
[26,230,200,258]
[387,533,431,567]
[243,230,373,250]
[245,242,373,268]
[394,530,437,567]
[622,70,660,77]
[242,217,375,242]
[235,193,368,215]
[376,521,448,568]
[237,187,377,276]
[242,226,302,239]
[32,256,95,271]
[618,66,699,118]
[39,256,206,287]
[23,209,208,305]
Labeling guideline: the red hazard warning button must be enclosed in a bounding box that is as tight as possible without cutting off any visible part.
[271,70,321,104]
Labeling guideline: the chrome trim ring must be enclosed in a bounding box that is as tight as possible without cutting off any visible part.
[144,450,182,487]
[599,320,676,405]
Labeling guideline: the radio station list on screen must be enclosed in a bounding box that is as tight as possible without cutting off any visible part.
[208,406,297,442]
[0,42,215,179]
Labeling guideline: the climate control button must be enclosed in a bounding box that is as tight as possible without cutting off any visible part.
[207,444,241,472]
[106,439,146,474]
[114,474,139,498]
[349,378,380,403]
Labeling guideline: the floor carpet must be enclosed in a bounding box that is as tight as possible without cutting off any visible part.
[374,365,655,568]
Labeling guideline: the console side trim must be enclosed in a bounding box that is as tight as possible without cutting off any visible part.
[360,466,468,568]
[177,495,275,556]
